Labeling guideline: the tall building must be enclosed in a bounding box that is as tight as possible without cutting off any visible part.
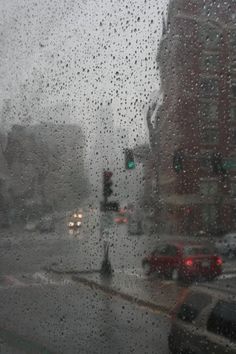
[155,0,236,235]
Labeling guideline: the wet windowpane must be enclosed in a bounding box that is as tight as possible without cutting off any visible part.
[1,0,236,353]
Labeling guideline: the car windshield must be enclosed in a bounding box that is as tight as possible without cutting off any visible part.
[1,0,236,353]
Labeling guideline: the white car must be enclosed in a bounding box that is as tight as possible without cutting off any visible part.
[215,233,236,258]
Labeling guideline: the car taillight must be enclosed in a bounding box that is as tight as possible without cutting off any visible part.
[216,257,223,266]
[185,259,193,267]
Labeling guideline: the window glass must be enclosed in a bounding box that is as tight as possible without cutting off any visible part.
[230,107,236,121]
[199,102,218,121]
[207,301,236,342]
[229,31,236,48]
[153,245,168,256]
[231,130,236,145]
[201,128,219,145]
[199,25,221,49]
[202,205,217,225]
[231,82,236,98]
[166,245,178,256]
[200,181,218,196]
[201,54,219,71]
[177,292,211,323]
[183,246,212,256]
[231,57,236,74]
[2,0,236,352]
[230,183,236,197]
[200,78,219,97]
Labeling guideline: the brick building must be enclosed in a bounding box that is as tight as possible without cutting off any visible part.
[155,0,236,235]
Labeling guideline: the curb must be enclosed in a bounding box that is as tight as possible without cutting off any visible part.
[72,273,171,317]
[44,265,100,275]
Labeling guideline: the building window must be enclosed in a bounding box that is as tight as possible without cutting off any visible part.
[232,130,236,145]
[200,152,212,169]
[200,181,218,196]
[199,102,218,121]
[199,25,221,49]
[201,54,219,71]
[231,57,236,74]
[230,183,236,197]
[231,82,236,97]
[201,128,219,145]
[202,205,217,225]
[200,78,218,97]
[230,106,236,121]
[229,30,236,48]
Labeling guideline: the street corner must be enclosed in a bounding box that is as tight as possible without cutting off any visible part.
[72,267,184,317]
[42,261,80,275]
[44,261,101,277]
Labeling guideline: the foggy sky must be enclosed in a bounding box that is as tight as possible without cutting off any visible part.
[0,0,168,146]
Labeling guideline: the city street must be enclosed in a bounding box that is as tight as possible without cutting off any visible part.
[1,221,236,353]
[0,221,171,353]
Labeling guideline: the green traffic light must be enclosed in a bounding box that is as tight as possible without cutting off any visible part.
[128,161,135,169]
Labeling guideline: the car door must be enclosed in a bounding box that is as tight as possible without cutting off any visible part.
[163,245,179,275]
[151,244,168,273]
[199,300,236,354]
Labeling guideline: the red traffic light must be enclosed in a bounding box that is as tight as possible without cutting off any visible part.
[104,171,113,179]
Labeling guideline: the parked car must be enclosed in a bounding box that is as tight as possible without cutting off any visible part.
[215,233,236,258]
[142,242,222,281]
[168,278,236,354]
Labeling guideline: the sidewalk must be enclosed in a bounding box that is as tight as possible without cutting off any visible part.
[46,258,236,318]
[71,270,187,316]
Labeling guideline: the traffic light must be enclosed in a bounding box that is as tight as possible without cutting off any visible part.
[103,171,113,200]
[125,149,135,169]
[101,170,119,212]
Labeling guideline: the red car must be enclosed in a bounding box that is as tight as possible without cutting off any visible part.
[142,242,223,281]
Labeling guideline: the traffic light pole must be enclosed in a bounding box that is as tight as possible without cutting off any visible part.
[100,170,114,277]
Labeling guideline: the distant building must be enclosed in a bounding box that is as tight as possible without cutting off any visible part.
[154,0,236,235]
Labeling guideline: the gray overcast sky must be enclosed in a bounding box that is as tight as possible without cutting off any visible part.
[0,0,168,145]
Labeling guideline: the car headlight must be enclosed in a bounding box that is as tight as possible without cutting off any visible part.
[69,221,74,227]
[78,214,83,218]
[77,221,82,226]
[73,214,77,218]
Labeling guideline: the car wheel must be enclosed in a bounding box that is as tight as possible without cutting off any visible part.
[171,269,179,281]
[142,261,151,276]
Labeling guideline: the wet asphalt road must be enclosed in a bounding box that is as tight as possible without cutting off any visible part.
[0,221,159,275]
[0,223,171,353]
[0,276,170,354]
